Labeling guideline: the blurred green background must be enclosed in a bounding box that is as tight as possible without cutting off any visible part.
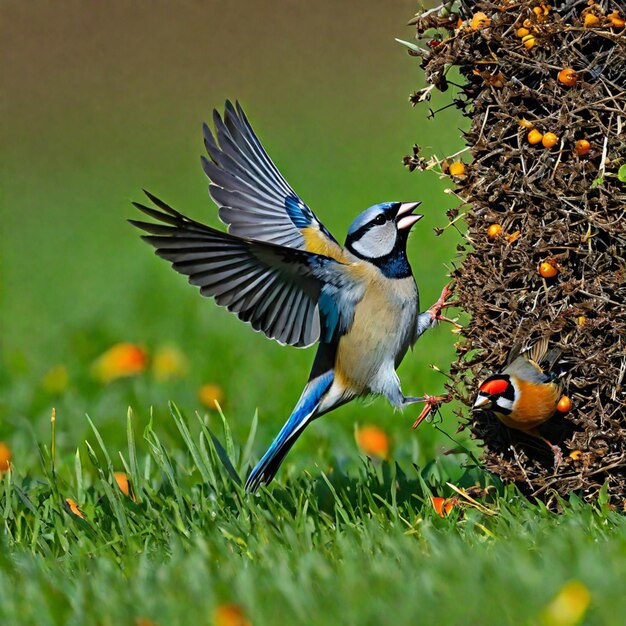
[1,0,468,472]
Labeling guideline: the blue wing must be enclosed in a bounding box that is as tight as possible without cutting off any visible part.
[130,192,362,348]
[202,101,343,258]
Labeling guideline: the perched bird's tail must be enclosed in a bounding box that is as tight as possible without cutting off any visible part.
[245,371,334,493]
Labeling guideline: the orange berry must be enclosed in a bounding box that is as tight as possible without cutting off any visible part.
[522,34,536,49]
[356,425,390,460]
[583,13,600,27]
[527,129,543,144]
[487,224,503,240]
[556,395,572,413]
[471,12,491,29]
[542,132,558,148]
[558,68,578,86]
[516,27,530,37]
[199,383,224,410]
[539,261,558,278]
[0,442,12,472]
[608,11,625,28]
[574,139,591,156]
[449,161,466,176]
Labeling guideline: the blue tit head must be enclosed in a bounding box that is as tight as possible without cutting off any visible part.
[345,202,422,278]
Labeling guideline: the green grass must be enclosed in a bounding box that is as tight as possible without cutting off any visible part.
[1,392,626,625]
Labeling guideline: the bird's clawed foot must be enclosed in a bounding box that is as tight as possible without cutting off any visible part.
[541,437,563,469]
[428,283,461,328]
[411,394,451,429]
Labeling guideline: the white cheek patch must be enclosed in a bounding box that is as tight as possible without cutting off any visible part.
[495,397,514,412]
[351,224,397,258]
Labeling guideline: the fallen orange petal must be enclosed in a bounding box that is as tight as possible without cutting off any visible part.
[152,345,188,381]
[0,442,12,473]
[92,343,148,383]
[540,580,591,626]
[213,603,252,626]
[114,471,136,501]
[431,496,457,517]
[135,619,158,626]
[64,498,86,519]
[356,425,390,460]
[199,383,225,410]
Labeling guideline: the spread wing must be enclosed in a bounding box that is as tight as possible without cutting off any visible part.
[130,192,363,348]
[201,101,344,259]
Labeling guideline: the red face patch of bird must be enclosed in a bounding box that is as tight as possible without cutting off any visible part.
[480,378,509,396]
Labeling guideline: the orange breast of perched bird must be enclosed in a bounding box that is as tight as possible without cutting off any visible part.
[498,377,560,432]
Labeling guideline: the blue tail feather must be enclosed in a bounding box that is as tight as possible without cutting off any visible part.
[245,371,334,492]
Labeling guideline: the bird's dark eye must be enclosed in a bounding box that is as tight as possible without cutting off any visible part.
[373,214,386,226]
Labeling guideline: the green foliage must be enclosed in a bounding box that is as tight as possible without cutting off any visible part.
[1,404,626,625]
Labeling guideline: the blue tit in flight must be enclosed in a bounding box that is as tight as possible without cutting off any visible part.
[130,101,456,492]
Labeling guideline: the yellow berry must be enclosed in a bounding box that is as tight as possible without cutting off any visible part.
[449,161,466,176]
[558,68,578,86]
[539,261,558,278]
[516,27,530,37]
[527,129,543,144]
[608,11,625,28]
[574,139,590,156]
[542,132,558,148]
[471,12,491,30]
[522,34,536,49]
[487,224,503,239]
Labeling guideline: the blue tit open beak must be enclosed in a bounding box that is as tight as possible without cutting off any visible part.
[396,202,423,231]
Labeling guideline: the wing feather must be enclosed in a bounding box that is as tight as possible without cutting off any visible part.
[131,192,361,348]
[202,101,341,255]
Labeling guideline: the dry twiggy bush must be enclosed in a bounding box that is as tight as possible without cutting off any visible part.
[405,0,626,503]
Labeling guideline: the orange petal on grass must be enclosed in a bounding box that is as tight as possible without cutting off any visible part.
[199,383,225,410]
[152,346,188,382]
[92,343,148,383]
[431,496,457,517]
[355,425,390,460]
[114,471,137,501]
[64,498,86,519]
[540,580,591,626]
[0,442,12,473]
[213,603,252,626]
[135,619,158,626]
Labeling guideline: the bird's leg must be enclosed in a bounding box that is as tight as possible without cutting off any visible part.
[403,394,451,429]
[427,283,461,327]
[528,428,563,469]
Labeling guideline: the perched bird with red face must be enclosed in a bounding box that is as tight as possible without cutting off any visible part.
[472,338,564,465]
